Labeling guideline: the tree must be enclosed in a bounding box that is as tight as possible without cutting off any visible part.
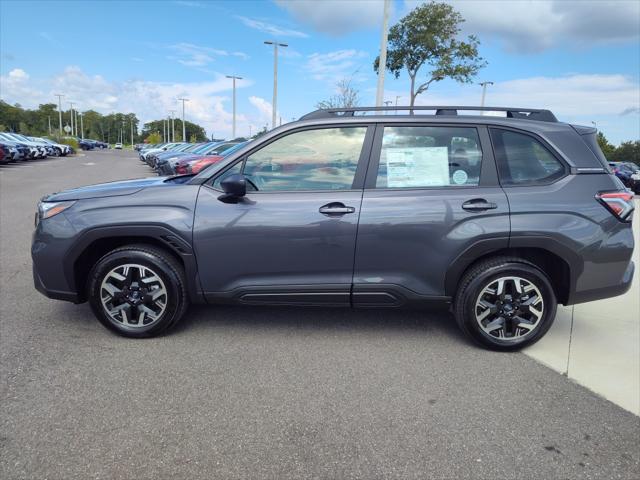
[146,132,162,144]
[374,1,486,107]
[596,132,616,160]
[140,119,207,142]
[316,76,360,109]
[611,140,640,165]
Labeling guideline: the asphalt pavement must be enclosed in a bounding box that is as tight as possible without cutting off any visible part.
[1,150,638,480]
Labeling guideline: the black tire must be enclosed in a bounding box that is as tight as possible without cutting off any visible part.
[87,244,189,338]
[453,256,557,351]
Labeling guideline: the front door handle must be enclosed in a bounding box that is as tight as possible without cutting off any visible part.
[462,199,498,211]
[319,202,356,216]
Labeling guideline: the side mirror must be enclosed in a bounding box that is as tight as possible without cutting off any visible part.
[220,174,246,198]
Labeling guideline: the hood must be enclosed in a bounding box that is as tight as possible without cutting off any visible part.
[44,176,184,201]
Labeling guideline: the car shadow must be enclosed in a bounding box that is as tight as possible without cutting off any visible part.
[175,303,466,340]
[53,301,470,345]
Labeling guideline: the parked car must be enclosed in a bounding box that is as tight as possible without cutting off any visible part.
[114,143,123,149]
[0,144,9,164]
[0,133,45,158]
[145,143,192,168]
[609,162,640,193]
[176,143,248,175]
[139,142,180,164]
[0,133,38,159]
[39,138,70,156]
[156,141,243,176]
[31,106,635,350]
[0,139,29,160]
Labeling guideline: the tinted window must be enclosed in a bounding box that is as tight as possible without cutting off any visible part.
[490,129,565,185]
[241,127,367,191]
[376,126,482,188]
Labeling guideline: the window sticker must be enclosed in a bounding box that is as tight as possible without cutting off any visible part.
[452,169,468,185]
[385,147,449,187]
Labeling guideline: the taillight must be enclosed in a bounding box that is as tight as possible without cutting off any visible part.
[596,191,635,221]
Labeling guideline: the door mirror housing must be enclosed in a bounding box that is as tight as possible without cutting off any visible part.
[220,174,246,198]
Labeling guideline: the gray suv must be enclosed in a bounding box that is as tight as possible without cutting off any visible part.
[32,106,635,350]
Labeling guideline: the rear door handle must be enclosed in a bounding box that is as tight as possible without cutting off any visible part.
[319,202,356,216]
[462,199,498,211]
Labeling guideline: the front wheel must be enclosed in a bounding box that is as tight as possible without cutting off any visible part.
[454,257,557,351]
[88,245,189,337]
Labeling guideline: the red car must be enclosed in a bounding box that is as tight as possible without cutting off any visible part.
[186,155,224,174]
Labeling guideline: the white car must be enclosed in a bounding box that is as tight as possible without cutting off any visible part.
[114,143,123,149]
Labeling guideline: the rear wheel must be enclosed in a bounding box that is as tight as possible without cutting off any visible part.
[87,245,189,337]
[454,257,557,351]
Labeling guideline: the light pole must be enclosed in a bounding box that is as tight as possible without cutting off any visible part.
[130,117,134,148]
[179,98,189,141]
[79,112,84,139]
[68,102,75,137]
[55,94,64,135]
[74,109,79,136]
[226,75,242,139]
[163,118,166,142]
[264,41,287,129]
[375,0,391,107]
[479,81,494,108]
[169,110,176,142]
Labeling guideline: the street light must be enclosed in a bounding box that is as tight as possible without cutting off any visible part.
[55,94,64,135]
[79,112,84,139]
[264,40,288,129]
[169,110,176,142]
[130,116,135,149]
[375,0,391,107]
[479,81,494,108]
[226,75,243,139]
[68,102,75,137]
[178,98,189,141]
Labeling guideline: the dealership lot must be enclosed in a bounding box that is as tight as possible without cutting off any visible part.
[1,150,639,479]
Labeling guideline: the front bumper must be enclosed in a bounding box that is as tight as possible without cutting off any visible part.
[33,263,80,303]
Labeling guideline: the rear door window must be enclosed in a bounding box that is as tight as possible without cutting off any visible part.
[375,126,482,188]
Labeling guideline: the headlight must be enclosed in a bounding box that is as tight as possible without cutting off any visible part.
[38,201,76,220]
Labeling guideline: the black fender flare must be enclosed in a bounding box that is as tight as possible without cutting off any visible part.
[63,224,203,303]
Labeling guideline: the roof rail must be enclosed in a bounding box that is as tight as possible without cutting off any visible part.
[299,106,558,123]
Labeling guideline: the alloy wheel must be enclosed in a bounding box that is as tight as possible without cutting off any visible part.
[100,263,168,328]
[474,276,544,341]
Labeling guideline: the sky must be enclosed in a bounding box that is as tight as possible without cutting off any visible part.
[0,0,639,143]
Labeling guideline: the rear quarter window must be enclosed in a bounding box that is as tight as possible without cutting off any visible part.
[490,129,566,186]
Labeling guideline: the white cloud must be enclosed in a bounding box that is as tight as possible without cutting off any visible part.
[275,0,390,36]
[0,66,260,138]
[236,15,309,38]
[8,68,29,81]
[305,50,369,81]
[402,0,640,53]
[167,43,248,67]
[387,74,638,117]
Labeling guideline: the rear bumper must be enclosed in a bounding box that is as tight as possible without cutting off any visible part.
[568,261,635,305]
